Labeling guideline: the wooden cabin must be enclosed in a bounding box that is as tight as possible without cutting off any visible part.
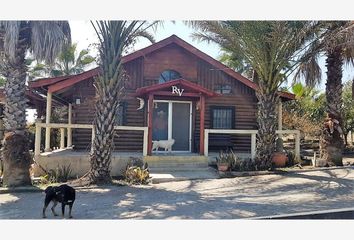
[29,35,296,161]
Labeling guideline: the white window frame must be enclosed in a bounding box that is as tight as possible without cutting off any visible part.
[153,100,192,152]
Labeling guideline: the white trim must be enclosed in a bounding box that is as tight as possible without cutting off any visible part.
[154,100,193,104]
[189,102,192,152]
[34,123,148,157]
[153,100,192,152]
[168,101,173,140]
[204,129,301,160]
[44,92,52,152]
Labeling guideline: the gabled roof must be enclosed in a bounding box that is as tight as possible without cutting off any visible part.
[28,34,295,100]
[135,78,219,98]
[123,35,259,91]
[0,87,46,107]
[29,75,71,88]
[28,68,100,93]
[47,68,100,93]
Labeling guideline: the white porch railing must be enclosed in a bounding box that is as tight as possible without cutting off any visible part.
[204,129,300,160]
[34,122,148,157]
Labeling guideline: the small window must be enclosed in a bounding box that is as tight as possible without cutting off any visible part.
[214,84,232,94]
[211,106,234,129]
[159,70,181,83]
[116,102,127,126]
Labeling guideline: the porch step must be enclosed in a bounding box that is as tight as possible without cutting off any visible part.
[149,168,219,183]
[144,155,208,172]
[149,164,209,172]
[144,155,207,162]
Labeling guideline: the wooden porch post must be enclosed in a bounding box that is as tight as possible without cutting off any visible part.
[199,95,205,155]
[34,120,42,156]
[67,103,72,147]
[91,126,95,154]
[147,94,153,155]
[278,100,283,139]
[295,130,301,161]
[60,128,65,149]
[44,92,52,152]
[251,133,256,160]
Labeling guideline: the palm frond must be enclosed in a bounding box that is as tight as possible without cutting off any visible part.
[29,21,71,64]
[0,21,21,60]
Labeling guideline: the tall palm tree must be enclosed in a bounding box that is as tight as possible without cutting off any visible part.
[296,21,354,166]
[28,43,95,80]
[189,21,319,170]
[0,21,70,186]
[84,21,157,184]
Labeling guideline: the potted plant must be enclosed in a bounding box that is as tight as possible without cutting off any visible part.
[216,150,236,171]
[272,137,288,167]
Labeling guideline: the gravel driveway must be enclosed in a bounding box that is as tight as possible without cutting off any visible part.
[1,168,354,219]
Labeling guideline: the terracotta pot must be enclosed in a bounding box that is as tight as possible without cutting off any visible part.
[272,152,287,167]
[217,163,229,171]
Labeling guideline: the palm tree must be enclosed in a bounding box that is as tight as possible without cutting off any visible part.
[189,21,319,170]
[83,21,157,184]
[296,21,354,166]
[0,21,70,186]
[28,43,95,80]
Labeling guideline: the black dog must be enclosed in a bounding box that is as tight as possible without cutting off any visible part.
[42,184,76,218]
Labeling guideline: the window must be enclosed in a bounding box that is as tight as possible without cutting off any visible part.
[116,102,127,125]
[214,84,232,94]
[159,70,182,83]
[211,106,235,129]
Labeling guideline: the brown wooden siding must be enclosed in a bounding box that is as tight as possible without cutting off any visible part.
[143,44,198,86]
[71,78,95,150]
[197,60,254,95]
[124,57,144,90]
[72,79,146,151]
[70,44,258,152]
[194,95,257,153]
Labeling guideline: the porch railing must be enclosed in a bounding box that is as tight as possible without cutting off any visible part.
[204,129,300,160]
[34,122,148,157]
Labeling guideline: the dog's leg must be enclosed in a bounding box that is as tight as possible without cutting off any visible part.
[61,203,66,218]
[68,203,74,219]
[51,201,59,217]
[42,203,48,218]
[42,198,51,218]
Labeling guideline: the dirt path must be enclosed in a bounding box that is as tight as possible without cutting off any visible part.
[1,168,354,219]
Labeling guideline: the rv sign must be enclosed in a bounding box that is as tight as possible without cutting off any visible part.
[171,86,184,96]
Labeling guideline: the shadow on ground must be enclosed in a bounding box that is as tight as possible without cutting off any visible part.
[1,168,354,219]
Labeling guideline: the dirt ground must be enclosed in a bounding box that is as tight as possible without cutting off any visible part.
[1,168,354,219]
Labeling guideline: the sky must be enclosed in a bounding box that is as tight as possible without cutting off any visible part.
[27,20,354,122]
[69,21,221,64]
[70,20,354,91]
[28,21,222,123]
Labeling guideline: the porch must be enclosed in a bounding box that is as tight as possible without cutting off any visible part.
[35,148,212,177]
[33,120,300,177]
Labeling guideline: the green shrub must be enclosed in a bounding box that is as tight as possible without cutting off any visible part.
[232,158,256,172]
[41,164,73,183]
[216,149,238,168]
[286,150,296,167]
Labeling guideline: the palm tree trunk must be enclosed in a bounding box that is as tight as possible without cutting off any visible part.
[87,79,120,184]
[255,89,278,170]
[1,26,31,186]
[320,47,344,166]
